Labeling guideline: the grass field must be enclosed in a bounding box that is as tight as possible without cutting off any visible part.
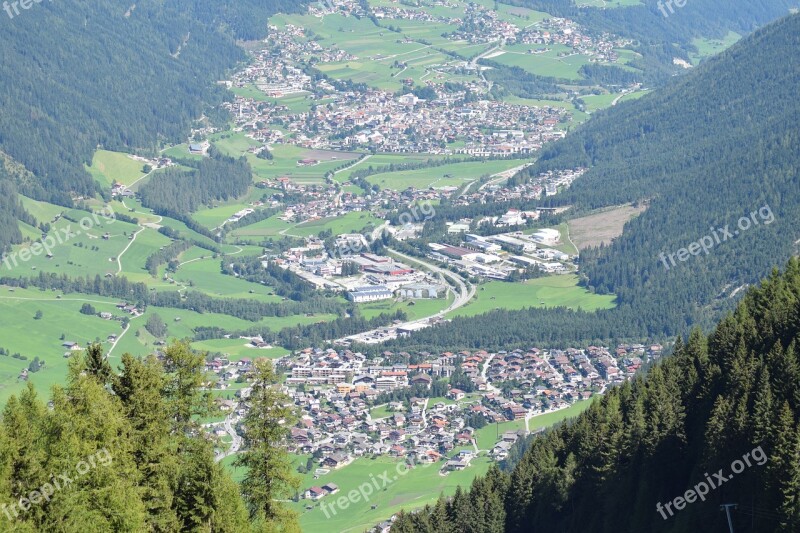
[450,274,616,318]
[284,211,383,238]
[278,398,595,533]
[0,286,124,405]
[359,294,453,322]
[229,214,295,238]
[287,455,494,533]
[366,159,530,190]
[271,12,480,90]
[190,339,289,361]
[690,31,741,65]
[247,144,361,184]
[576,0,641,7]
[86,150,146,187]
[489,43,593,80]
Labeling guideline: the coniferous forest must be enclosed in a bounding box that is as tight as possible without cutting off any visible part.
[375,13,800,353]
[0,342,300,532]
[391,259,800,532]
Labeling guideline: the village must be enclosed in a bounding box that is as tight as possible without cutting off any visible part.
[220,0,634,157]
[202,342,663,504]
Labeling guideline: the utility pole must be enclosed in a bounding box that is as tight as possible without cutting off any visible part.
[720,504,737,533]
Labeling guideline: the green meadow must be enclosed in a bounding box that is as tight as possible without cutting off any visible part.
[86,150,147,187]
[0,286,124,405]
[358,293,453,321]
[287,455,494,533]
[450,274,616,318]
[366,159,530,190]
[284,211,383,238]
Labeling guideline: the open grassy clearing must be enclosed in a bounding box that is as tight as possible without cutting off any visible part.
[190,338,289,361]
[617,88,651,103]
[0,286,124,405]
[576,0,642,7]
[229,213,295,238]
[161,144,205,162]
[489,43,593,80]
[86,150,147,187]
[2,211,142,281]
[247,144,360,184]
[366,158,530,190]
[170,256,284,302]
[568,204,646,250]
[110,305,338,360]
[272,13,467,90]
[581,92,620,112]
[358,293,454,321]
[333,154,455,183]
[286,455,494,533]
[690,31,741,64]
[449,274,616,318]
[284,211,383,238]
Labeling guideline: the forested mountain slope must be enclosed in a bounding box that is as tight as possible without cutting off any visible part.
[0,0,304,205]
[391,258,800,532]
[530,12,800,332]
[377,13,800,353]
[502,0,799,81]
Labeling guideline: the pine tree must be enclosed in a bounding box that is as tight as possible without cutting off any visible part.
[235,359,299,529]
[84,342,112,387]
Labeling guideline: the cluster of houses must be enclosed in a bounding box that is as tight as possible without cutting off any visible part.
[220,8,575,156]
[242,342,663,503]
[516,17,631,64]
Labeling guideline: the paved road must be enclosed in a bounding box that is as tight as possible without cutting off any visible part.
[338,249,475,343]
[215,414,243,462]
[480,353,500,394]
[477,162,534,192]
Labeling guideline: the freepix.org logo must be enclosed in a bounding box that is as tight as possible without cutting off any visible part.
[3,0,53,20]
[1,206,117,272]
[658,204,774,271]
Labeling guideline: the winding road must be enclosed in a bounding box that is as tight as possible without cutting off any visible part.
[339,248,475,343]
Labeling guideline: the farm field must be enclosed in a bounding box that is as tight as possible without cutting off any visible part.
[366,158,531,190]
[449,274,616,318]
[109,305,338,360]
[0,286,124,405]
[229,213,295,238]
[1,209,144,281]
[247,144,361,184]
[690,31,741,64]
[576,0,641,7]
[333,154,455,183]
[287,455,494,533]
[284,211,383,238]
[488,43,593,80]
[271,12,477,90]
[358,293,454,322]
[581,92,620,112]
[86,150,147,187]
[190,338,289,361]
